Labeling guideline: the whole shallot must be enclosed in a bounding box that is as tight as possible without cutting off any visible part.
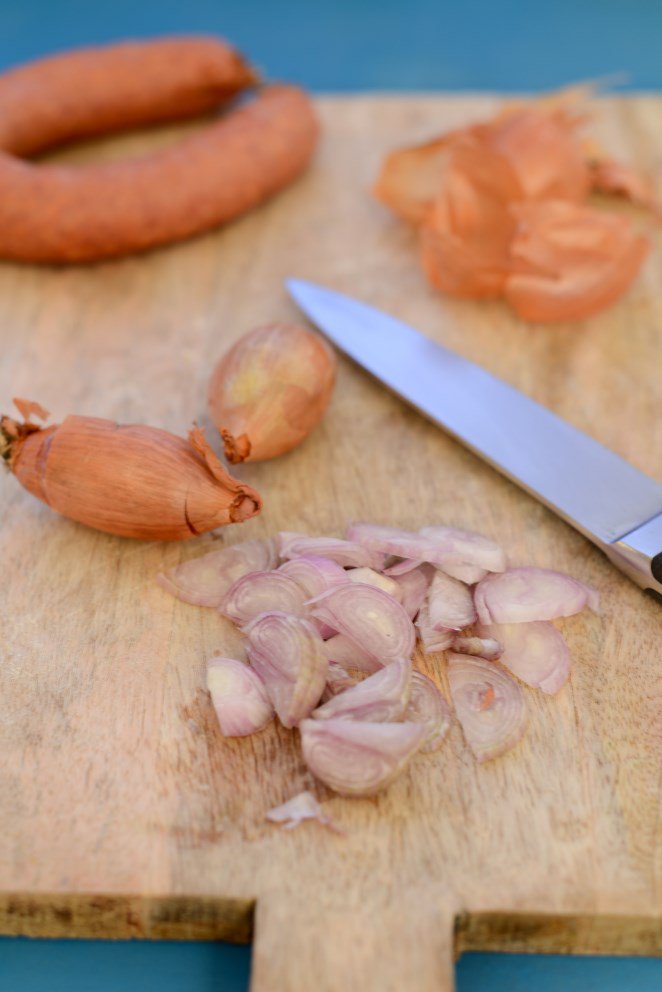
[208,323,337,463]
[1,400,261,540]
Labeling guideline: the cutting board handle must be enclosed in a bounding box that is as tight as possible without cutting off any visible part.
[250,893,456,992]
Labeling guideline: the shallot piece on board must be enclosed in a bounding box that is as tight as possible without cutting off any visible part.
[415,601,455,654]
[208,323,337,463]
[245,612,327,728]
[266,791,341,832]
[589,156,661,214]
[451,635,502,660]
[278,555,349,599]
[391,564,434,619]
[157,537,277,606]
[313,657,411,723]
[279,533,385,570]
[310,583,415,662]
[419,526,507,576]
[405,671,452,753]
[323,634,382,674]
[1,402,261,540]
[447,653,527,762]
[320,661,360,703]
[300,718,428,797]
[346,567,402,600]
[220,570,308,626]
[478,621,571,694]
[346,521,433,561]
[475,566,599,624]
[427,570,477,631]
[206,657,274,736]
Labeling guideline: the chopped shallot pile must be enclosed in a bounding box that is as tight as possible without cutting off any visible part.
[374,89,659,322]
[157,522,599,823]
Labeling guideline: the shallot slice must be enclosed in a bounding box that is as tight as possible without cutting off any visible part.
[391,564,433,619]
[219,570,308,626]
[346,521,433,561]
[266,791,340,832]
[157,537,277,607]
[245,612,328,728]
[588,157,661,215]
[346,567,402,600]
[415,600,455,654]
[323,634,382,674]
[279,532,385,570]
[206,657,274,737]
[383,558,422,576]
[474,566,599,624]
[478,621,570,694]
[313,657,411,722]
[419,526,507,575]
[405,671,452,752]
[310,584,415,662]
[428,570,477,630]
[451,635,502,660]
[278,555,349,598]
[447,652,527,762]
[320,661,360,702]
[300,718,428,797]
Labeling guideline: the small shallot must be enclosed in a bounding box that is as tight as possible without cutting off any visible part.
[300,718,428,796]
[246,612,327,727]
[220,570,308,626]
[310,583,415,661]
[427,570,477,631]
[447,652,527,762]
[313,657,411,722]
[478,621,570,694]
[266,791,340,832]
[208,323,337,463]
[158,538,277,607]
[405,671,452,752]
[206,657,274,737]
[475,566,599,624]
[2,402,261,540]
[279,532,385,570]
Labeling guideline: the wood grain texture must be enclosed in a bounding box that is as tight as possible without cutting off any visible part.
[0,96,660,991]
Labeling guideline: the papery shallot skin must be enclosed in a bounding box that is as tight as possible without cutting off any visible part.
[266,790,339,831]
[2,410,261,540]
[206,657,274,736]
[300,718,428,797]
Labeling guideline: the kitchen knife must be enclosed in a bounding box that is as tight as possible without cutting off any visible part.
[287,279,662,595]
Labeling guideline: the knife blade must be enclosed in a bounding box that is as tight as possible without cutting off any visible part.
[287,279,662,595]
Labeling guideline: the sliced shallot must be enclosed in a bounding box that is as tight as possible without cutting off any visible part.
[245,612,328,728]
[478,621,570,694]
[278,555,349,599]
[346,521,433,561]
[279,532,385,570]
[300,718,428,797]
[157,537,277,607]
[447,652,527,762]
[451,635,502,660]
[405,671,452,752]
[346,566,402,601]
[206,657,274,737]
[320,661,360,703]
[323,633,382,674]
[266,791,340,832]
[474,566,599,624]
[419,525,507,575]
[310,583,415,662]
[415,600,454,654]
[428,569,477,631]
[219,570,308,626]
[313,657,411,722]
[391,564,433,619]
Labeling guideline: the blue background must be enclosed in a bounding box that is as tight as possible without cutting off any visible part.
[0,1,659,989]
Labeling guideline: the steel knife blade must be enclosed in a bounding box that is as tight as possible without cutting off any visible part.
[286,279,662,595]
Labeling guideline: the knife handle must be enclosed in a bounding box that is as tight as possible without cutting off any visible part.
[604,512,662,596]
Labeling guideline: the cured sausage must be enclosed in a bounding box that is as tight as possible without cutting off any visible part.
[0,38,318,262]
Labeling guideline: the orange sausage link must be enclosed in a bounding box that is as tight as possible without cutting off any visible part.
[0,40,319,263]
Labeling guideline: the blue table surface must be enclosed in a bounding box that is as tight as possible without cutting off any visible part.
[1,1,660,990]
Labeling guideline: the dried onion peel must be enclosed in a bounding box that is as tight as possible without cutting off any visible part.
[208,323,336,463]
[374,92,655,322]
[2,401,261,540]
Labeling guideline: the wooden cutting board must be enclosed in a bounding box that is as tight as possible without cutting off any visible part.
[0,96,660,992]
